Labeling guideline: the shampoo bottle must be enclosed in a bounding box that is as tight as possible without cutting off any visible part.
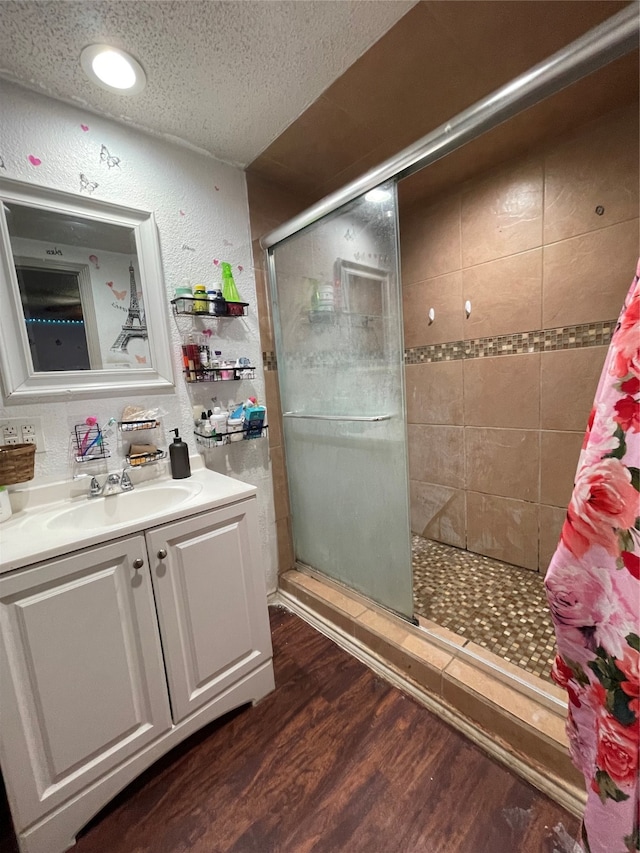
[170,428,191,479]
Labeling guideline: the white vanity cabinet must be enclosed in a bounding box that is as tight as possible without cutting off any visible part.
[0,494,274,853]
[147,502,273,723]
[0,536,173,830]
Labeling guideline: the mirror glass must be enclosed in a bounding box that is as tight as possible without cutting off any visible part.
[0,179,173,400]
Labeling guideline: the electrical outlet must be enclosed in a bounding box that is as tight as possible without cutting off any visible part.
[0,417,45,453]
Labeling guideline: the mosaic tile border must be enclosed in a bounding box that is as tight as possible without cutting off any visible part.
[404,319,617,364]
[263,351,277,371]
[265,320,616,370]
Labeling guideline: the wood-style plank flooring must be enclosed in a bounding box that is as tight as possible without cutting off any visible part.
[1,607,581,853]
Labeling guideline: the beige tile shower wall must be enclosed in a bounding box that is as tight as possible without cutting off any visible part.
[402,104,639,572]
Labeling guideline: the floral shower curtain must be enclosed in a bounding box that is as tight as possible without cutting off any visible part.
[545,260,639,853]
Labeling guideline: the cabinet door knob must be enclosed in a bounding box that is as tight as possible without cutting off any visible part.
[157,549,167,559]
[132,558,144,570]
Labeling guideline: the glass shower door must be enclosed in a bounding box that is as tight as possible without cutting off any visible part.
[269,182,413,618]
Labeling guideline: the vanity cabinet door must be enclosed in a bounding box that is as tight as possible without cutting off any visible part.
[147,498,273,724]
[0,536,172,831]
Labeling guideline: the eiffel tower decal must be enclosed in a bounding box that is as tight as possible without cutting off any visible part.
[111,263,148,353]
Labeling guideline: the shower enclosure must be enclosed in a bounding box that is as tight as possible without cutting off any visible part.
[263,7,637,627]
[268,183,414,618]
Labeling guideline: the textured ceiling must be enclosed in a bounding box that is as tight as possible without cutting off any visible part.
[0,0,414,166]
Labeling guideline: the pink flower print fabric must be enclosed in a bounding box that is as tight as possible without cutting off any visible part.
[545,260,640,853]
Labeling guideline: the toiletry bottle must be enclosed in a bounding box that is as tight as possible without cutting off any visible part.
[208,288,227,316]
[170,428,191,479]
[0,486,13,523]
[198,343,210,370]
[174,282,192,307]
[192,283,208,313]
[221,262,244,316]
[226,400,244,441]
[210,406,228,445]
[182,333,199,382]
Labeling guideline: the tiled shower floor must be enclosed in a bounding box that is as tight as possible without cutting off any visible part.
[412,536,557,683]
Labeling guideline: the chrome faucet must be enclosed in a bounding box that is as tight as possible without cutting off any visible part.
[88,470,134,498]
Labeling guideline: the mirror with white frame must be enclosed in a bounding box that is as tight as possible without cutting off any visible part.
[0,178,174,401]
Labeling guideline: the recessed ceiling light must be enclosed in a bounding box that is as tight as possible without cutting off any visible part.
[364,188,391,203]
[80,45,146,95]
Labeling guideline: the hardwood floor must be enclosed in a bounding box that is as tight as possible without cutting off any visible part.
[1,606,581,853]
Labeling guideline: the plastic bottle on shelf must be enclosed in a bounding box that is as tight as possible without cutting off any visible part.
[192,283,208,313]
[198,411,213,438]
[221,262,244,316]
[198,343,210,368]
[210,407,228,445]
[182,333,199,381]
[208,288,227,316]
[174,282,192,308]
[227,401,244,441]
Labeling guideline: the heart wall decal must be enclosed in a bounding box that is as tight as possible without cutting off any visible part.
[213,259,219,266]
[28,155,42,166]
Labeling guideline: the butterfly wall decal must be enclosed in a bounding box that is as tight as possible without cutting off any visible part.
[135,355,147,364]
[100,144,120,169]
[79,173,98,194]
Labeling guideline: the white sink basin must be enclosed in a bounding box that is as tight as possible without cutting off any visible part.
[1,464,258,575]
[45,482,204,531]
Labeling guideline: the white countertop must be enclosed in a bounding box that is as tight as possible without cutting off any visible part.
[0,459,256,575]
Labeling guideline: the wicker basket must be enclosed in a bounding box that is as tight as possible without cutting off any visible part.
[0,443,36,485]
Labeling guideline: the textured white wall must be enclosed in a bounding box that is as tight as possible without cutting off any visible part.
[0,80,278,592]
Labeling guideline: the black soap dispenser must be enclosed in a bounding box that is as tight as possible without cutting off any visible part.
[170,428,191,479]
